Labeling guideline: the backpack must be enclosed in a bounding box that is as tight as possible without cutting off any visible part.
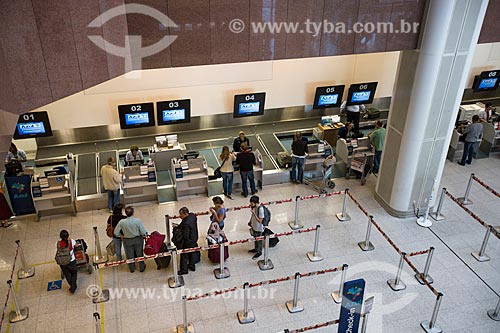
[260,205,271,226]
[55,240,73,266]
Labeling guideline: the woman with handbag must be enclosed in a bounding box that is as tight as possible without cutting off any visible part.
[106,204,126,260]
[218,146,236,199]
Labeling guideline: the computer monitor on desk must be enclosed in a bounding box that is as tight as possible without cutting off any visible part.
[127,160,143,167]
[357,137,371,149]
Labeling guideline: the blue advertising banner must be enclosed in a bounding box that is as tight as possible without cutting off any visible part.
[5,175,35,215]
[338,278,366,333]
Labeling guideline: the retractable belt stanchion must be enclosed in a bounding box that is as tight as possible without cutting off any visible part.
[457,173,474,205]
[387,252,407,291]
[360,296,375,333]
[332,264,348,303]
[7,280,28,323]
[165,215,174,249]
[286,272,304,313]
[420,292,443,333]
[416,197,433,228]
[15,240,35,279]
[336,189,351,222]
[471,225,492,262]
[176,295,194,333]
[258,235,274,271]
[92,263,109,303]
[415,247,435,285]
[168,248,185,288]
[214,241,230,279]
[307,225,324,262]
[487,297,500,321]
[430,188,446,221]
[358,215,375,251]
[93,226,108,264]
[237,282,255,324]
[93,312,102,333]
[289,196,304,230]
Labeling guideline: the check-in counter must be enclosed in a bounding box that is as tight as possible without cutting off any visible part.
[315,123,343,147]
[479,122,500,157]
[336,137,374,170]
[150,144,184,172]
[447,129,464,162]
[122,164,157,205]
[172,157,208,198]
[232,149,264,189]
[31,173,76,220]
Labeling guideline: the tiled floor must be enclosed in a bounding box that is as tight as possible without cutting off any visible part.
[1,156,500,333]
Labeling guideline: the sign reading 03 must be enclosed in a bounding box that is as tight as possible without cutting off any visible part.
[156,99,191,126]
[118,102,155,129]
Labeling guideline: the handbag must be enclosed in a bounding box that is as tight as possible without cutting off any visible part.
[106,240,116,256]
[214,157,228,179]
[106,216,114,238]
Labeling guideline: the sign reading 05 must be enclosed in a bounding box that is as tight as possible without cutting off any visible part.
[14,111,53,139]
[118,102,155,129]
[313,85,345,109]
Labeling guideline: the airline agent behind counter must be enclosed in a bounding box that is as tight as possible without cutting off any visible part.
[125,145,144,166]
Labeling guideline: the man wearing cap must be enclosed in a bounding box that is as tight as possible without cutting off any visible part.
[233,131,250,153]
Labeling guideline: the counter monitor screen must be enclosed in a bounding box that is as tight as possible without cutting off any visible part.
[13,111,53,139]
[118,102,155,129]
[473,70,500,92]
[346,82,378,106]
[156,99,191,125]
[313,85,345,109]
[234,92,266,118]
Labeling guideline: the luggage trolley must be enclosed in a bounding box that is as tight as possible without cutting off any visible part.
[303,155,336,194]
[61,239,92,279]
[346,151,373,185]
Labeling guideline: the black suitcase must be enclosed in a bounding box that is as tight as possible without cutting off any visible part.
[263,228,279,247]
[363,107,381,119]
[154,243,171,270]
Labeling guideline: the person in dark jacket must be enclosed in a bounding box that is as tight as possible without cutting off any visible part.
[236,143,258,197]
[233,131,250,153]
[176,207,199,275]
[0,183,14,228]
[106,204,126,260]
[338,122,354,139]
[291,132,308,183]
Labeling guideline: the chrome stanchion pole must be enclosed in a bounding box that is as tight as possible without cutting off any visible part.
[332,264,348,303]
[358,215,375,251]
[258,235,274,271]
[214,241,230,279]
[165,215,174,249]
[94,312,102,333]
[471,226,492,262]
[92,264,109,304]
[415,247,435,285]
[420,293,443,333]
[387,252,407,291]
[15,240,35,279]
[458,173,474,205]
[289,196,304,230]
[430,188,446,221]
[7,280,29,323]
[360,296,375,333]
[416,197,433,228]
[176,295,194,333]
[93,226,108,264]
[336,189,351,222]
[487,297,500,321]
[237,282,256,324]
[168,248,185,288]
[286,272,304,313]
[307,225,324,262]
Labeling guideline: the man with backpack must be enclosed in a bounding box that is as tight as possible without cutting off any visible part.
[248,195,270,260]
[55,230,77,293]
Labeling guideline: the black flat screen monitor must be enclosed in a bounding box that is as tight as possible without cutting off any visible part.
[346,82,378,106]
[118,102,155,129]
[156,99,191,125]
[233,92,266,118]
[473,70,500,92]
[313,85,345,109]
[13,111,53,139]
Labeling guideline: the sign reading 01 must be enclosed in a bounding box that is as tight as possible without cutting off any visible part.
[118,102,155,129]
[13,111,53,139]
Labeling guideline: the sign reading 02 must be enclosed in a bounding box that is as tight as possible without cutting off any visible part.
[118,102,155,129]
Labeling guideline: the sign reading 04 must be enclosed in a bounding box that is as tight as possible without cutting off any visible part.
[118,102,155,129]
[13,111,53,139]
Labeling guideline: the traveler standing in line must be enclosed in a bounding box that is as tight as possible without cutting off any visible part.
[114,206,148,273]
[248,195,265,260]
[236,143,258,198]
[368,121,386,174]
[0,183,14,228]
[291,132,308,184]
[101,157,122,213]
[209,196,226,230]
[219,146,236,199]
[340,101,366,134]
[125,145,144,166]
[175,207,199,275]
[106,203,126,261]
[233,131,250,153]
[458,115,483,166]
[56,230,77,293]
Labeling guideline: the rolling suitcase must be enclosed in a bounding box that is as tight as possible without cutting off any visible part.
[207,238,229,263]
[144,231,166,255]
[154,243,171,270]
[263,228,279,247]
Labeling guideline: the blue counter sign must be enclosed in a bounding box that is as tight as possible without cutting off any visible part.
[338,278,365,333]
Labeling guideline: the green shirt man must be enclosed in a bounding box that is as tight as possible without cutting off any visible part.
[368,121,386,173]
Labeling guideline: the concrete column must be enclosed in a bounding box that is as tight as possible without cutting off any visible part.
[375,0,489,217]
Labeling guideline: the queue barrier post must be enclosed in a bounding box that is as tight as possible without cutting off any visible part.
[360,296,375,333]
[471,225,492,262]
[237,282,256,324]
[416,196,433,228]
[307,225,324,262]
[387,252,407,291]
[420,293,443,333]
[487,297,500,321]
[92,264,109,304]
[93,312,102,333]
[288,196,304,230]
[15,240,35,279]
[286,272,304,313]
[457,173,474,205]
[332,264,348,304]
[168,248,185,288]
[165,215,174,249]
[175,295,195,333]
[7,280,29,323]
[214,241,230,279]
[358,215,375,251]
[258,235,274,271]
[415,247,435,285]
[93,226,108,264]
[336,189,351,222]
[430,188,446,221]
